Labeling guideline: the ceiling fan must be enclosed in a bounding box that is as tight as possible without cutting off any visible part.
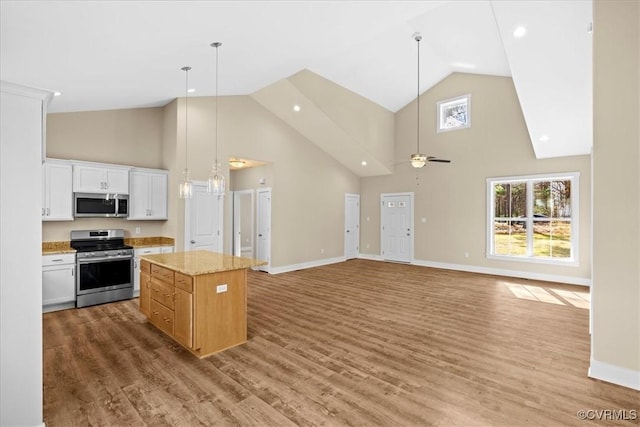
[407,32,451,168]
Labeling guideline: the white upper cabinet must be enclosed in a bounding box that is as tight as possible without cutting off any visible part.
[73,164,129,194]
[128,169,168,220]
[42,160,73,221]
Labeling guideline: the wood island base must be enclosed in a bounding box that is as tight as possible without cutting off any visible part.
[139,251,263,358]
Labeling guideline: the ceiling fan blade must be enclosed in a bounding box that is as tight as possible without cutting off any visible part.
[427,156,451,163]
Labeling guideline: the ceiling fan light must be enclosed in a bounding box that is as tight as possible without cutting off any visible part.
[411,153,427,168]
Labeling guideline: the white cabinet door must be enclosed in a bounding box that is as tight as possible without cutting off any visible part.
[73,164,129,194]
[128,171,149,219]
[128,170,168,220]
[73,165,104,193]
[105,168,129,194]
[148,172,168,219]
[42,162,73,221]
[42,254,76,310]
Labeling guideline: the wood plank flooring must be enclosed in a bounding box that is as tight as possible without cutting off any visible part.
[43,259,640,426]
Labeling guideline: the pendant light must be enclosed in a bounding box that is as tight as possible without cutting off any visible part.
[179,66,193,198]
[207,42,225,195]
[411,32,427,169]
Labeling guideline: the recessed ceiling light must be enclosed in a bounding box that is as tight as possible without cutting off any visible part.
[187,88,195,93]
[53,91,62,96]
[293,104,301,112]
[513,26,527,38]
[539,135,550,142]
[451,62,477,70]
[361,161,367,166]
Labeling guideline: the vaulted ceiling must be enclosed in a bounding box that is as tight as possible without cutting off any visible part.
[1,1,592,173]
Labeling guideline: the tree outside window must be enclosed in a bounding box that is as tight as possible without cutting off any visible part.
[487,173,578,264]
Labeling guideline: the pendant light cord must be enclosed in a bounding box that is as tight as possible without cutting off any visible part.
[181,66,191,172]
[214,43,220,169]
[416,34,421,154]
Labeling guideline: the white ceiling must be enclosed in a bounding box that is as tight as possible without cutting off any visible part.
[0,0,592,159]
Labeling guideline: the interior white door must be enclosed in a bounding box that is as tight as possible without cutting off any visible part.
[345,193,360,259]
[380,193,413,263]
[256,188,271,271]
[232,190,254,257]
[184,182,223,252]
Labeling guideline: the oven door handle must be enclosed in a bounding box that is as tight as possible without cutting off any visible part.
[77,255,133,263]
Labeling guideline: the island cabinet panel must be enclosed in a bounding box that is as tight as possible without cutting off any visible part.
[174,287,193,349]
[139,260,151,317]
[194,270,247,356]
[139,251,260,358]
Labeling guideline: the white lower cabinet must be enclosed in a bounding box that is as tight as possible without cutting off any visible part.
[42,253,76,312]
[133,246,174,296]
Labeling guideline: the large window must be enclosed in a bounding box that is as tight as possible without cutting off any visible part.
[487,173,578,264]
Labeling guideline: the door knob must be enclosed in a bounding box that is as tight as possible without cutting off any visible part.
[190,240,196,244]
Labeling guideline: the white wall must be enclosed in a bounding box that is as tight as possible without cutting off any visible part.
[1,81,51,426]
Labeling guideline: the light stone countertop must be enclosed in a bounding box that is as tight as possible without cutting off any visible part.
[42,236,175,254]
[125,236,175,248]
[42,241,75,255]
[140,250,266,276]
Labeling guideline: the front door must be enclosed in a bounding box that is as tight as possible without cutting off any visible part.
[184,182,223,252]
[380,192,413,263]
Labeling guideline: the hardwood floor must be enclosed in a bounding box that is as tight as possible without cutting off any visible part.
[43,259,639,426]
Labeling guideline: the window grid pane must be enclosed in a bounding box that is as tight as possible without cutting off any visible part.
[489,176,575,262]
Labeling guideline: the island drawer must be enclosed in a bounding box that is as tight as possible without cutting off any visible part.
[150,300,174,336]
[150,278,175,309]
[175,272,193,293]
[151,264,174,284]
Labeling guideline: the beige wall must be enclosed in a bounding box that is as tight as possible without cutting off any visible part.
[47,108,163,167]
[361,73,592,282]
[44,107,167,242]
[592,0,640,381]
[167,95,360,263]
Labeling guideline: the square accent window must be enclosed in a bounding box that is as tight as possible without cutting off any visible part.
[437,94,471,132]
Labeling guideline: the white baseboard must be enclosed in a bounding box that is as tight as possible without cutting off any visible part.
[269,253,591,286]
[269,256,346,275]
[589,359,640,390]
[356,254,591,286]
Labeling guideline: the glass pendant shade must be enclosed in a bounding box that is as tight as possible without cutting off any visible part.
[410,153,427,168]
[207,165,225,195]
[179,168,193,198]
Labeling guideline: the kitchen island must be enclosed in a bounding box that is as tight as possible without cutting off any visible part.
[139,250,265,358]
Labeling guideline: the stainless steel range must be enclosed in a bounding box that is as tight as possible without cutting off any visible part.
[70,229,133,308]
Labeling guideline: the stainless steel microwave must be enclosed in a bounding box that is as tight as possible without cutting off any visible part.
[74,193,128,218]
